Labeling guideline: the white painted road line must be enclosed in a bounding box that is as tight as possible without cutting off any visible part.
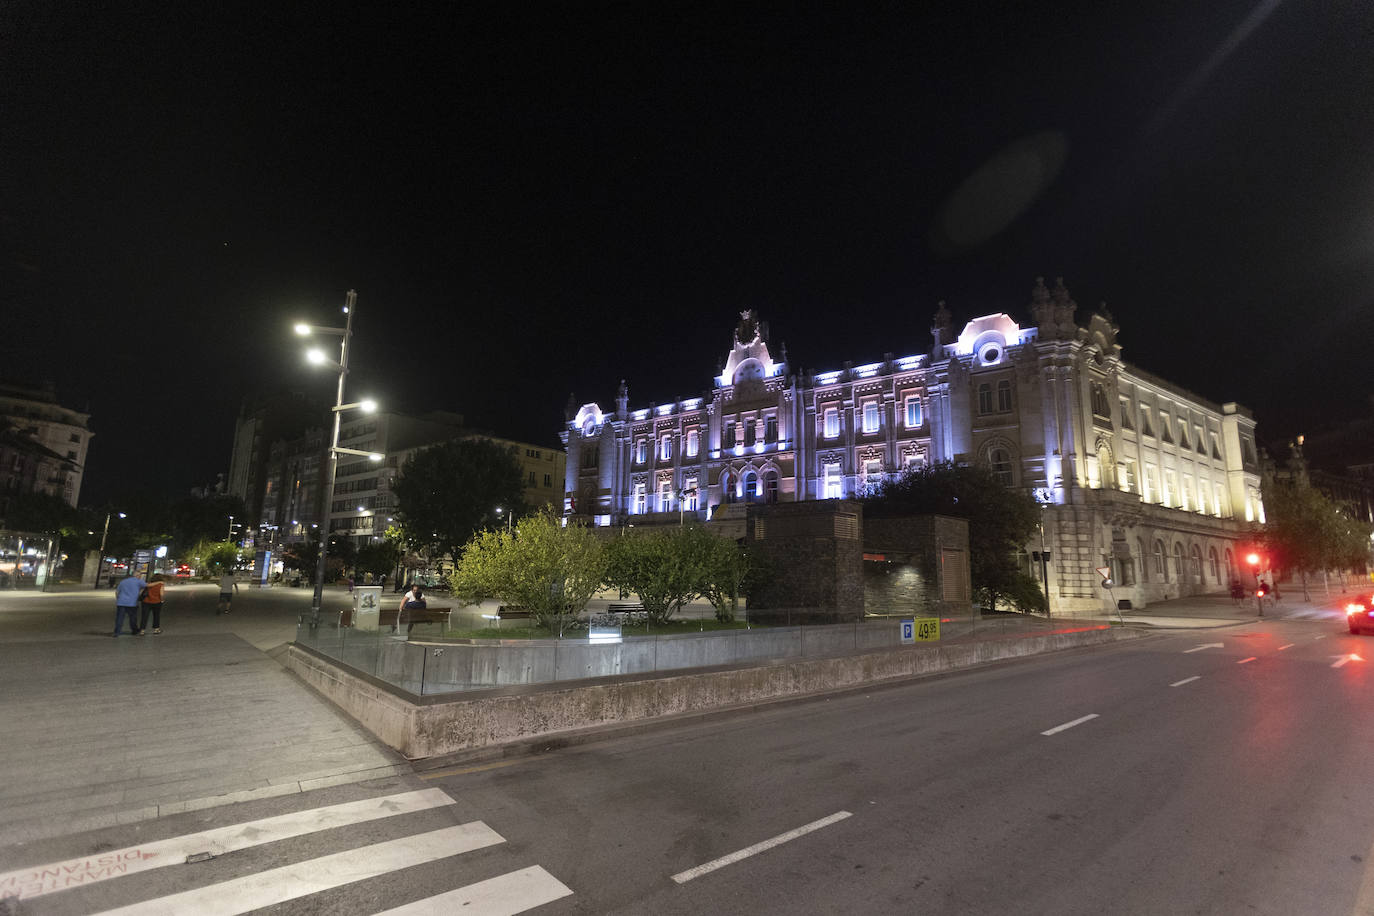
[1238,657,1257,664]
[1184,643,1224,653]
[93,822,505,916]
[1170,676,1201,687]
[1040,714,1099,736]
[1278,643,1295,651]
[671,811,852,884]
[0,788,457,903]
[372,865,573,915]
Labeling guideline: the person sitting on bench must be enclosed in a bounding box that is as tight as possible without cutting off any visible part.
[397,584,426,634]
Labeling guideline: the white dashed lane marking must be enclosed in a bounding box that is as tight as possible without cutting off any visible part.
[1170,676,1201,687]
[1041,714,1099,736]
[671,811,852,884]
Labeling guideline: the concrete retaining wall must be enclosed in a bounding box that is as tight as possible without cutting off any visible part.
[286,626,1149,760]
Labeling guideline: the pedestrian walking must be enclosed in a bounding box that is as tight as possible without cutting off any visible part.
[113,574,147,637]
[217,572,239,614]
[140,579,166,634]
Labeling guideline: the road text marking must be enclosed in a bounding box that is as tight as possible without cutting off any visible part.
[0,789,456,903]
[671,811,852,884]
[1332,654,1365,668]
[93,823,504,916]
[1170,676,1201,687]
[372,865,573,915]
[1278,644,1295,651]
[1041,714,1100,736]
[1238,657,1257,664]
[1184,643,1224,654]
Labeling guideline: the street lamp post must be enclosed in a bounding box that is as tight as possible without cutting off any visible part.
[92,511,126,589]
[296,291,384,618]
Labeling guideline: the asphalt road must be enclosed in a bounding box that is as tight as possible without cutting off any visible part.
[7,604,1374,914]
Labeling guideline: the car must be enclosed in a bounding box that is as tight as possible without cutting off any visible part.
[1345,595,1374,634]
[175,564,193,578]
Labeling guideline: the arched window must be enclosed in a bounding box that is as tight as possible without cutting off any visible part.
[978,383,993,415]
[721,471,736,504]
[997,379,1013,412]
[1224,548,1235,579]
[1190,544,1203,582]
[1208,547,1220,582]
[763,471,779,504]
[743,471,759,503]
[988,447,1013,486]
[1173,542,1185,579]
[1153,540,1166,578]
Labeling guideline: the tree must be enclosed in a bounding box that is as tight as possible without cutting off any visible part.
[865,461,1043,612]
[449,511,606,629]
[356,539,400,579]
[393,438,526,563]
[1262,481,1374,598]
[696,531,768,622]
[603,527,713,624]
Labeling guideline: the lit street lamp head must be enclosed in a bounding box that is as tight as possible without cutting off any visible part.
[360,398,378,413]
[306,348,327,365]
[294,323,312,336]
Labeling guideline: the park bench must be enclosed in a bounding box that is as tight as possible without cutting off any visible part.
[338,605,452,635]
[607,602,644,614]
[480,606,534,629]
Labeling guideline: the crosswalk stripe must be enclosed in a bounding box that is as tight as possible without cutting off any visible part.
[0,788,457,903]
[92,822,504,916]
[371,865,574,915]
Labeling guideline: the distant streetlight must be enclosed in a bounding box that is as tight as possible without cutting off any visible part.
[295,290,385,616]
[495,506,512,532]
[92,511,126,589]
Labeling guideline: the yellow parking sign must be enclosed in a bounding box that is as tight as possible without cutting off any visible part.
[914,617,940,641]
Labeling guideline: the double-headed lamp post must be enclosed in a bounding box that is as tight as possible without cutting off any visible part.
[92,511,127,589]
[295,290,383,617]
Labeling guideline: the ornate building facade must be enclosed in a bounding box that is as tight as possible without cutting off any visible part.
[561,278,1265,613]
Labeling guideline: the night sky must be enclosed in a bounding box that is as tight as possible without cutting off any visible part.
[4,1,1373,505]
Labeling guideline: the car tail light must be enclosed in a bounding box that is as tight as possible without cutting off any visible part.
[1348,603,1368,615]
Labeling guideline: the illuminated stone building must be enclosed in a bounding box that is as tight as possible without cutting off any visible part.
[0,381,91,509]
[560,278,1266,612]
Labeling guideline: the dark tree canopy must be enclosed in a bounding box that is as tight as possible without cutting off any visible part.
[864,461,1044,610]
[393,438,526,562]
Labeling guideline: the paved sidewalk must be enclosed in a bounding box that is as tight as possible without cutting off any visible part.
[1120,585,1360,628]
[0,592,410,846]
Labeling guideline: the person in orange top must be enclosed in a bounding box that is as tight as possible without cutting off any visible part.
[140,579,167,634]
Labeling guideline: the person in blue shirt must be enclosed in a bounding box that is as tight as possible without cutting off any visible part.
[113,574,148,636]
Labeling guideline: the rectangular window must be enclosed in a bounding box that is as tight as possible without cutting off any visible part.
[1119,398,1134,431]
[863,459,881,487]
[997,380,1013,412]
[543,473,552,487]
[905,396,922,428]
[1144,465,1158,503]
[1160,414,1173,443]
[1139,405,1154,437]
[686,429,699,457]
[1123,460,1137,493]
[69,432,81,443]
[634,484,646,515]
[528,471,537,486]
[1214,482,1225,517]
[978,384,993,415]
[684,478,698,511]
[1180,477,1191,511]
[862,402,879,433]
[745,422,756,447]
[824,408,839,439]
[660,482,673,511]
[1164,470,1177,507]
[764,416,778,443]
[905,452,924,471]
[635,439,647,464]
[823,464,843,499]
[660,435,672,461]
[1197,480,1207,513]
[723,424,735,449]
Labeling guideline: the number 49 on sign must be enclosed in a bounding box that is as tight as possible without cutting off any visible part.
[901,618,940,644]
